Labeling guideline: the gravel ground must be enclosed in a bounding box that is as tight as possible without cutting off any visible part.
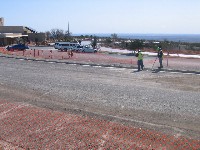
[0,54,200,149]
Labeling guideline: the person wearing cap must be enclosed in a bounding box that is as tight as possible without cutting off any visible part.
[157,47,163,68]
[136,49,144,71]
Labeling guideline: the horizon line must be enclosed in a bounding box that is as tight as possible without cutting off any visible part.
[72,33,200,35]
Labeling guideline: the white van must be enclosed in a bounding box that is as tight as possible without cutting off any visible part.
[57,42,80,51]
[54,42,67,49]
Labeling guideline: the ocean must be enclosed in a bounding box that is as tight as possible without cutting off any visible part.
[74,33,200,43]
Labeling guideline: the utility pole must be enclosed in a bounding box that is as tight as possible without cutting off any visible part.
[67,22,70,36]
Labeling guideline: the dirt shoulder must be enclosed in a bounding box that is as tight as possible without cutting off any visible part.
[0,97,199,149]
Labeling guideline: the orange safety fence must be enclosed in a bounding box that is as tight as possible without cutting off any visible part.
[0,47,12,55]
[1,48,200,71]
[1,48,138,66]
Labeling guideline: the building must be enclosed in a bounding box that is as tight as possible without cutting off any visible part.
[0,17,45,46]
[0,17,4,26]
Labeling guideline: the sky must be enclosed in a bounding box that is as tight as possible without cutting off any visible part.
[1,0,200,34]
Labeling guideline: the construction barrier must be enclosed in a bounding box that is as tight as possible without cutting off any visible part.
[0,48,137,66]
[1,47,200,71]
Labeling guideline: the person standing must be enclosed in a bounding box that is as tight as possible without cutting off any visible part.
[158,47,163,68]
[136,49,144,71]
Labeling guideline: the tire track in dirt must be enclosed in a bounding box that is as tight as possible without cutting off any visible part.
[0,99,199,150]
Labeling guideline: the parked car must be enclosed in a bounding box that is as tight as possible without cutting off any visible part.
[72,45,83,52]
[48,43,55,46]
[6,44,29,51]
[79,45,97,53]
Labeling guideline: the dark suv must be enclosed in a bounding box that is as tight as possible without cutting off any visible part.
[6,44,29,51]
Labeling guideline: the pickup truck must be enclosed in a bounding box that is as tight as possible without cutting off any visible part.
[72,45,83,52]
[79,45,97,53]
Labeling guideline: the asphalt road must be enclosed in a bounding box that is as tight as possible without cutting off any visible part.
[0,56,200,139]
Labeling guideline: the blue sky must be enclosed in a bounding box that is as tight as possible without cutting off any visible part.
[1,0,200,34]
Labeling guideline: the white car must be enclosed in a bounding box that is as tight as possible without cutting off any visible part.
[79,45,97,53]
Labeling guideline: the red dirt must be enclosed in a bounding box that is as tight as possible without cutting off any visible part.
[0,100,199,150]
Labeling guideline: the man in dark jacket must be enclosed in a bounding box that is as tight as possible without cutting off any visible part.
[157,47,163,68]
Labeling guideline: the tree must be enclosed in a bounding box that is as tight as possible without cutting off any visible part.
[105,38,112,46]
[50,29,65,41]
[63,30,72,42]
[45,31,51,41]
[128,39,143,50]
[111,33,118,40]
